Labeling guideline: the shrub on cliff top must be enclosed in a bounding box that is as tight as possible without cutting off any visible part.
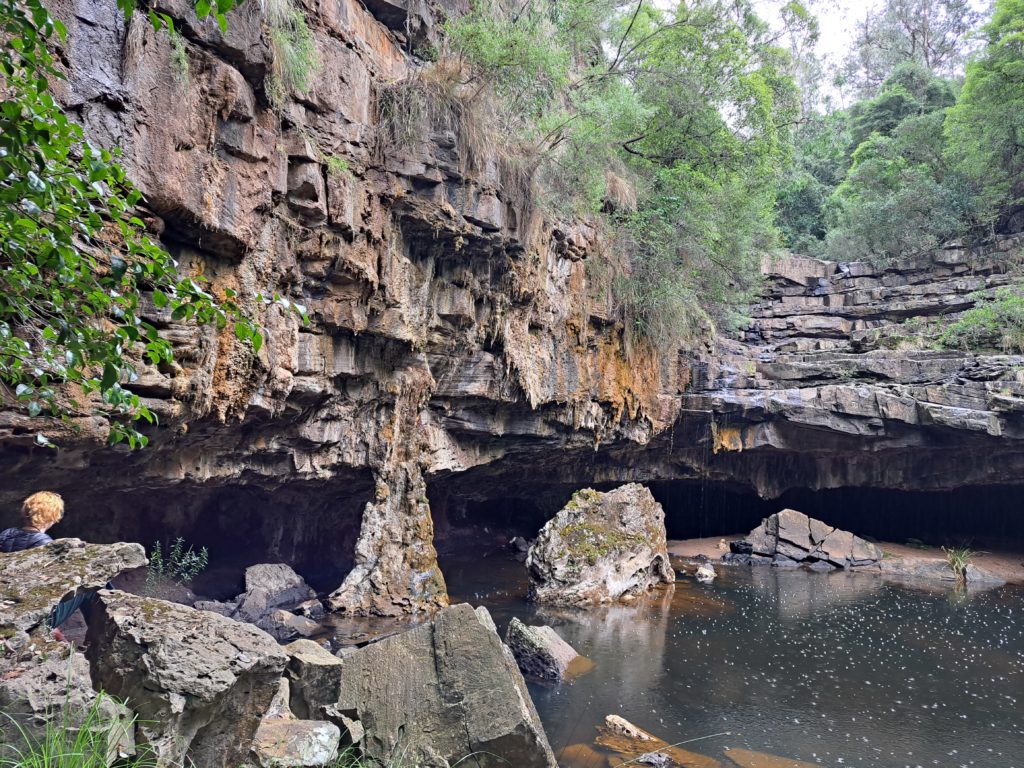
[435,0,799,351]
[940,288,1024,353]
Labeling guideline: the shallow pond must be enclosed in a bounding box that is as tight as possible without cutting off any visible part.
[441,547,1024,767]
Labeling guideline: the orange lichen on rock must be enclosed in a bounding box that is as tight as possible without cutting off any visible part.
[712,422,745,453]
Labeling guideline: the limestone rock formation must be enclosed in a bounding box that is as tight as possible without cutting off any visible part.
[0,539,147,757]
[283,639,345,720]
[0,539,146,633]
[526,485,674,605]
[195,562,323,640]
[726,510,882,569]
[505,617,588,682]
[2,0,1024,622]
[334,603,558,767]
[85,589,289,767]
[251,679,342,768]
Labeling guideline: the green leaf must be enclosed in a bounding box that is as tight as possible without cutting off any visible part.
[101,362,118,390]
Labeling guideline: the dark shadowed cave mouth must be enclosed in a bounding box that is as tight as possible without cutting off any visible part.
[21,474,375,596]
[430,479,1024,552]
[15,474,1024,596]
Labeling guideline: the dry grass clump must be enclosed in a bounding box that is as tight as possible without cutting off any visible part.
[602,169,637,214]
[375,57,541,232]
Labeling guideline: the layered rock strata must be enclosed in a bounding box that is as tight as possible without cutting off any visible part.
[725,509,882,569]
[2,0,1024,619]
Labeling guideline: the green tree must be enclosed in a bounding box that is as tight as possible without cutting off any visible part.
[445,0,801,345]
[841,0,985,96]
[945,0,1024,233]
[776,110,851,254]
[0,0,294,449]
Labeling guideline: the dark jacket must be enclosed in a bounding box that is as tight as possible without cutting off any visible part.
[0,527,53,553]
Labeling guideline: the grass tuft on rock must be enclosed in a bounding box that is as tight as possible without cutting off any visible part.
[942,545,978,582]
[0,692,148,768]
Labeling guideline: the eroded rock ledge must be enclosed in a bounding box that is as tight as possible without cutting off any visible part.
[1,0,1023,615]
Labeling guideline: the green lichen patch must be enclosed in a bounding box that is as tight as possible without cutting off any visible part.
[559,521,645,567]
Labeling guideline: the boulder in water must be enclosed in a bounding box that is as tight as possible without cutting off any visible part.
[526,484,674,606]
[695,563,717,583]
[505,617,590,682]
[727,510,882,569]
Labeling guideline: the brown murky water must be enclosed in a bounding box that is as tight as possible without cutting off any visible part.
[438,546,1024,768]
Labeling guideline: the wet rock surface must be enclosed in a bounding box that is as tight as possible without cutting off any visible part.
[527,484,674,606]
[334,603,558,767]
[85,589,288,767]
[725,510,882,569]
[878,557,1006,587]
[505,617,589,682]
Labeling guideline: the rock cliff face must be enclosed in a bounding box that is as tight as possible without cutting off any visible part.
[2,1,1024,614]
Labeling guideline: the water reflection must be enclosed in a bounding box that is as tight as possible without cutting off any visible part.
[441,548,1024,767]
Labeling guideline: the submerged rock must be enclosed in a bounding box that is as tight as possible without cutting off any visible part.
[728,510,882,569]
[85,589,288,767]
[505,617,590,682]
[723,746,818,768]
[695,563,717,583]
[879,557,1006,587]
[334,603,557,767]
[526,484,674,606]
[596,715,722,768]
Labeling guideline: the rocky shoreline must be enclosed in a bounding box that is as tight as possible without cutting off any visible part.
[670,533,1024,585]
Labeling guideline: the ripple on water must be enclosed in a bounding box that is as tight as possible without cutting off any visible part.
[440,549,1024,768]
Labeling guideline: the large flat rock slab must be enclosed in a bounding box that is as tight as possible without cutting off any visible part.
[335,603,557,767]
[86,589,288,768]
[0,538,146,633]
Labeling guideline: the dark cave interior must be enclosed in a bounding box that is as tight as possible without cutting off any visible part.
[7,475,1023,598]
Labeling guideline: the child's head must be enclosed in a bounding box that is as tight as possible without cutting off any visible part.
[21,491,64,531]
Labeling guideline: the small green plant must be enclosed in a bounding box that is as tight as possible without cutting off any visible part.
[145,537,209,593]
[0,691,153,767]
[167,27,189,84]
[941,288,1024,353]
[326,155,351,179]
[943,545,978,583]
[263,0,319,110]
